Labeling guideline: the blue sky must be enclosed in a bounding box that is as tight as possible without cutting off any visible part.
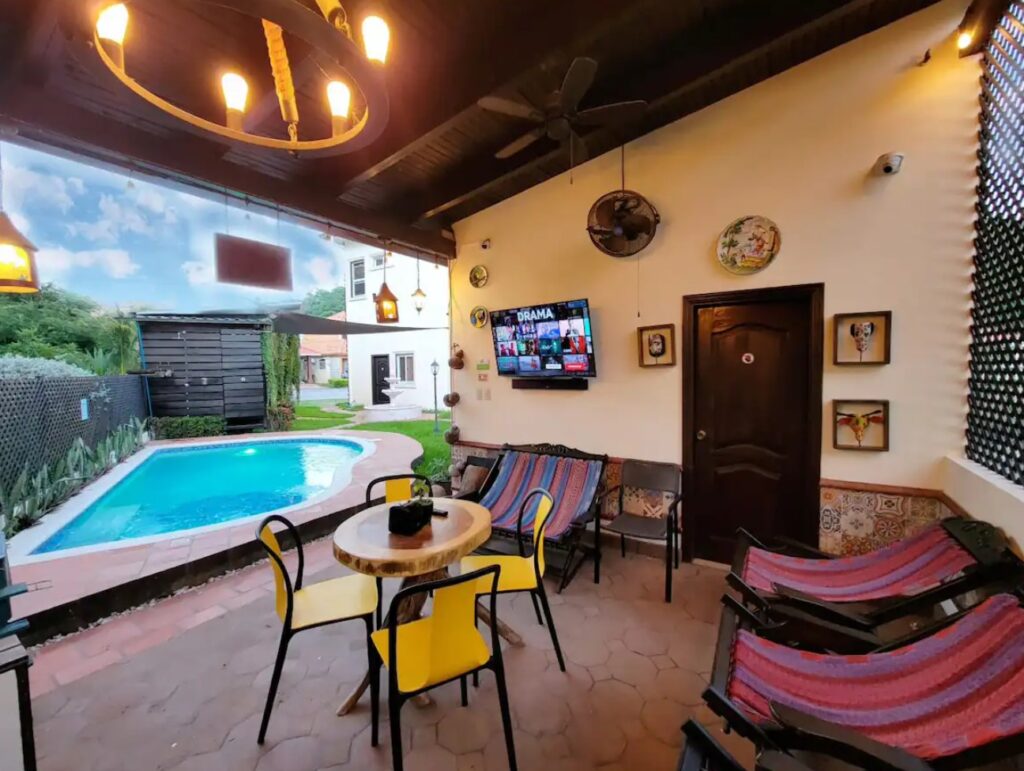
[1,141,376,312]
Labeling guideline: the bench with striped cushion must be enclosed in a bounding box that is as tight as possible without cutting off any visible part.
[478,450,604,540]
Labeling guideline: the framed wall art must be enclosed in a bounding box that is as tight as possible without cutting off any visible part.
[833,310,892,365]
[833,399,889,451]
[637,324,676,367]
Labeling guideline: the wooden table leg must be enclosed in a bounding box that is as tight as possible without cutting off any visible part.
[337,569,446,716]
[475,602,523,647]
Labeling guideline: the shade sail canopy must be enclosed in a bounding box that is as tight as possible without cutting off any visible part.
[270,312,442,335]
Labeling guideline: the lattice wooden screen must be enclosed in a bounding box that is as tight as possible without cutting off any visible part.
[968,1,1024,486]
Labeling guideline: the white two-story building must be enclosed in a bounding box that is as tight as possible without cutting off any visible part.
[345,249,450,411]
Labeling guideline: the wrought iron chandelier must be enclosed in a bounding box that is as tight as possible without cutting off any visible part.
[88,0,391,157]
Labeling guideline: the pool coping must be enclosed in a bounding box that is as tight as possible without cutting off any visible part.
[9,428,425,643]
[9,433,378,563]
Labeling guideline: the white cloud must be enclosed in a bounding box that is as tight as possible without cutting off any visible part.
[132,184,167,215]
[4,164,80,214]
[67,193,151,244]
[37,246,139,280]
[182,258,215,286]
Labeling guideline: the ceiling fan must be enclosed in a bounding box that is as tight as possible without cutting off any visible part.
[478,57,647,160]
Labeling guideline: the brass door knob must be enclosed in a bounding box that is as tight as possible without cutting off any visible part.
[696,430,707,441]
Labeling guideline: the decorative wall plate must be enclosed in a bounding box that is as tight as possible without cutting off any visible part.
[469,265,489,288]
[470,306,489,328]
[717,215,781,275]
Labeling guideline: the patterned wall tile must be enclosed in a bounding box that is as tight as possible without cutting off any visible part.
[819,486,955,556]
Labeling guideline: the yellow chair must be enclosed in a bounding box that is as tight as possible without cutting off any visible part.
[461,487,565,671]
[369,565,517,771]
[256,514,377,744]
[365,473,431,627]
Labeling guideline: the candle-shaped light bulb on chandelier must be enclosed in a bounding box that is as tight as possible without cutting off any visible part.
[326,80,351,136]
[221,72,249,130]
[362,16,390,63]
[96,3,129,69]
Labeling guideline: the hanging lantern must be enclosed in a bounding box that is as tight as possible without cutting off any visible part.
[0,214,39,294]
[411,257,426,313]
[374,281,399,323]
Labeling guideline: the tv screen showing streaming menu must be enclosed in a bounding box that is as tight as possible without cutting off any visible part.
[490,299,596,378]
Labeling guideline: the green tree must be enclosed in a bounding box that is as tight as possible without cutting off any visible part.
[301,286,346,317]
[0,285,138,373]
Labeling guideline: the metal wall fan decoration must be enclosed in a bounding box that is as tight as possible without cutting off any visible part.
[586,191,660,257]
[478,57,647,161]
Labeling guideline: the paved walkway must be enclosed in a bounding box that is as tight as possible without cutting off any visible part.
[29,548,751,770]
[300,385,350,402]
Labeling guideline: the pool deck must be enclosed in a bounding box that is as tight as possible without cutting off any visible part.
[9,429,424,625]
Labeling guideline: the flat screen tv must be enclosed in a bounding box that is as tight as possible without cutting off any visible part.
[490,298,596,378]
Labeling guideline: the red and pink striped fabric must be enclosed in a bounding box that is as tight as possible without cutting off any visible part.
[741,524,975,602]
[727,594,1024,759]
[478,451,603,539]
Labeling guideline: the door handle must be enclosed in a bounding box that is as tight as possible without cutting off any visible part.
[696,430,707,441]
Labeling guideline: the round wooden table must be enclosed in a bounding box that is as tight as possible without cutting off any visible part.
[333,497,492,578]
[332,498,522,715]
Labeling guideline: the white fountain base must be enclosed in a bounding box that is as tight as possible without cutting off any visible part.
[362,403,422,423]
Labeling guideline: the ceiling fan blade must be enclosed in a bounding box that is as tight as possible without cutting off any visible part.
[575,100,648,127]
[477,96,543,122]
[495,126,546,159]
[559,57,598,114]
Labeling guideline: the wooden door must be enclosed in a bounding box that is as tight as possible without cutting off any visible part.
[683,286,822,563]
[371,355,390,405]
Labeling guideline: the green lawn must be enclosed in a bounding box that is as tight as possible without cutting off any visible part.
[350,418,452,479]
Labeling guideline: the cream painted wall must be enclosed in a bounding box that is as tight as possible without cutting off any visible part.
[450,0,979,490]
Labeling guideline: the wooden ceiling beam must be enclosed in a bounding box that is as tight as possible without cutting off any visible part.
[0,86,454,258]
[406,0,936,225]
[313,0,667,195]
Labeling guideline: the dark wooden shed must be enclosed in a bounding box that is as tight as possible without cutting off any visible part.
[135,314,268,430]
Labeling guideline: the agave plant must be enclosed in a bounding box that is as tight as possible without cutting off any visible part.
[0,417,151,538]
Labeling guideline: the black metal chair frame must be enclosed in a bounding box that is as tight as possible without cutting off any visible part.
[601,459,683,603]
[678,719,815,771]
[369,565,517,771]
[726,518,1023,652]
[255,514,374,745]
[461,442,609,593]
[364,473,431,629]
[702,595,1024,770]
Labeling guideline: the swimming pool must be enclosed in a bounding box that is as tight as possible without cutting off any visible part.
[31,438,369,555]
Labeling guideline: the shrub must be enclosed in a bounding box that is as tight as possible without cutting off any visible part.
[150,415,226,440]
[327,377,349,388]
[0,355,93,379]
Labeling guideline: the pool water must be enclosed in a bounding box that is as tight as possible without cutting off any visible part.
[32,439,366,555]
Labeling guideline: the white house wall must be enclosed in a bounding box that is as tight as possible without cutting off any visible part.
[346,251,451,409]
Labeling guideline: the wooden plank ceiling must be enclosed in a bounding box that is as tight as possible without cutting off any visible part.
[0,0,940,259]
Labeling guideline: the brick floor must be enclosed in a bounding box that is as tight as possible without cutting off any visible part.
[29,547,753,770]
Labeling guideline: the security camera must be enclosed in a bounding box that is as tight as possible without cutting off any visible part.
[480,239,492,250]
[876,153,904,176]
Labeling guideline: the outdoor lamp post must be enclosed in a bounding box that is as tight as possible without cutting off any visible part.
[430,359,440,434]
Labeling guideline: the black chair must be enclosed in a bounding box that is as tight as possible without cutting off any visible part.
[368,565,517,771]
[602,460,683,602]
